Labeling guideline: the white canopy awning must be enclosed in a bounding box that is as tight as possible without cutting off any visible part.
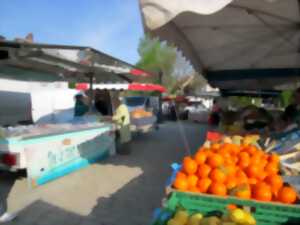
[140,0,300,91]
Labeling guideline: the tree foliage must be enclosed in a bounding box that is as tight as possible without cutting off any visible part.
[136,35,177,92]
[136,34,207,95]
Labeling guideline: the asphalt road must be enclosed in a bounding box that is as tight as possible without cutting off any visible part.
[0,121,207,225]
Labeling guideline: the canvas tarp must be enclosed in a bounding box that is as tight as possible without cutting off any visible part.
[140,0,300,91]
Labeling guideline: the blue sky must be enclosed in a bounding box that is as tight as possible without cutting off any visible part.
[0,0,144,64]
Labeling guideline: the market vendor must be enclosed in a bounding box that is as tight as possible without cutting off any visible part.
[74,93,89,117]
[112,96,131,154]
[287,88,300,123]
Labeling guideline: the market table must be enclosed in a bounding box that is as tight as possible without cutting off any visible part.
[0,122,115,187]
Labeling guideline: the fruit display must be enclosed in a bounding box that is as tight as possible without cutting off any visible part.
[131,108,153,119]
[166,207,256,225]
[172,137,299,204]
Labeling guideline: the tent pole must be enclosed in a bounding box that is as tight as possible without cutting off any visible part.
[87,72,94,111]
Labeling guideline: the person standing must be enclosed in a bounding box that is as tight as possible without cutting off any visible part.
[0,173,17,223]
[112,97,131,154]
[74,93,89,117]
[285,88,300,122]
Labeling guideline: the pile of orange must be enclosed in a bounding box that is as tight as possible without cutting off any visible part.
[173,142,298,204]
[131,108,152,119]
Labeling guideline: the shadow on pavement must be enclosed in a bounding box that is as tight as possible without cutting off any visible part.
[2,122,208,225]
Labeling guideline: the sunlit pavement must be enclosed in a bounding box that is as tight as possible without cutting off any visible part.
[0,121,207,225]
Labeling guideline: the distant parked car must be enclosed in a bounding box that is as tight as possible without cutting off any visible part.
[185,103,210,123]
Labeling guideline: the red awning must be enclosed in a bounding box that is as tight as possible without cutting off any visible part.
[128,83,166,93]
[75,82,166,93]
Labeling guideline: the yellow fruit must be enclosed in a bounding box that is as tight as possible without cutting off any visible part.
[230,209,246,224]
[188,213,203,225]
[223,137,232,144]
[200,216,221,225]
[244,213,256,225]
[232,136,243,145]
[221,222,236,225]
[174,210,189,225]
[221,215,231,223]
[167,218,183,225]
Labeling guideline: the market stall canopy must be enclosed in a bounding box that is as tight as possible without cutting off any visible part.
[140,0,300,91]
[0,40,152,83]
[75,82,166,93]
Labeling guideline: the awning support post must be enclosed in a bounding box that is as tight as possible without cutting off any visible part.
[87,72,94,111]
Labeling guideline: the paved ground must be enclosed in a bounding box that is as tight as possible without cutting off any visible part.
[0,121,207,225]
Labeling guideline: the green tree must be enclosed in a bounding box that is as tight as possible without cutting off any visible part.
[136,34,177,93]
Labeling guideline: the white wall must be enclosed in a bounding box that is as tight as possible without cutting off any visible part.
[0,79,76,126]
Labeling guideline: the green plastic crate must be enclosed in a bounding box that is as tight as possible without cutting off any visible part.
[164,191,300,225]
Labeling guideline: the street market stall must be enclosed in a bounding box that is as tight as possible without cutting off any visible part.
[75,82,166,133]
[139,1,300,224]
[0,40,153,186]
[152,134,300,225]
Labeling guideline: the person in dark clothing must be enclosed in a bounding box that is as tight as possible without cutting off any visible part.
[95,99,109,115]
[209,99,221,126]
[74,94,89,117]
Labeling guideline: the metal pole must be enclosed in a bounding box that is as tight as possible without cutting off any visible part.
[158,70,163,123]
[88,72,94,112]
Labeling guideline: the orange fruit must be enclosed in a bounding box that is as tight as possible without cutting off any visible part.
[173,177,188,191]
[246,145,257,155]
[187,174,198,188]
[210,168,226,183]
[188,186,201,193]
[230,144,240,155]
[256,171,267,181]
[207,153,224,168]
[236,170,248,185]
[197,164,212,178]
[194,151,207,165]
[248,177,257,185]
[253,182,272,202]
[233,156,239,164]
[224,156,235,165]
[197,177,212,193]
[209,182,227,196]
[260,159,268,168]
[227,204,237,210]
[239,151,250,158]
[183,158,198,175]
[221,143,232,151]
[225,176,237,189]
[233,184,251,199]
[268,154,280,164]
[211,143,221,151]
[223,164,236,176]
[265,175,283,190]
[183,156,193,163]
[176,171,187,180]
[250,154,262,165]
[277,186,297,204]
[245,164,260,178]
[265,162,278,175]
[238,152,250,168]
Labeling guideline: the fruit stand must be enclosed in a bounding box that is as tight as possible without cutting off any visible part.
[150,134,300,225]
[76,82,166,133]
[0,40,153,186]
